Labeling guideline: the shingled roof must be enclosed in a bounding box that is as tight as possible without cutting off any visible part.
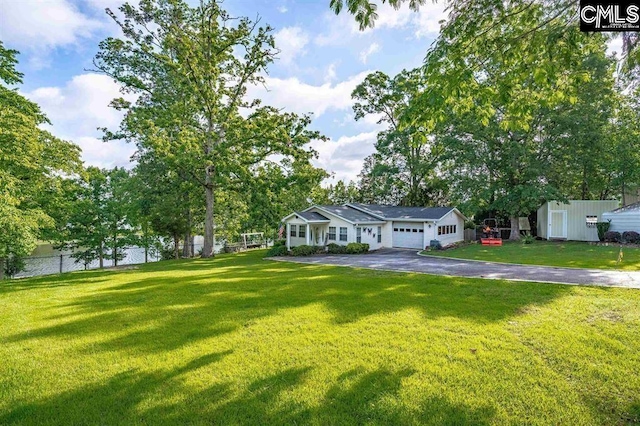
[349,203,455,220]
[315,205,384,223]
[295,211,330,222]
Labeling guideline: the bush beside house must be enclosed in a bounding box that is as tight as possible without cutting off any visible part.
[622,231,640,244]
[604,231,622,243]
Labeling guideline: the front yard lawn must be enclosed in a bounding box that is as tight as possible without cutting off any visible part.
[1,250,640,424]
[423,240,640,270]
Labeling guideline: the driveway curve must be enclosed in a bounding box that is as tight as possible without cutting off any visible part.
[270,248,640,289]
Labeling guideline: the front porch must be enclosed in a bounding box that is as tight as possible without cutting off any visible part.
[286,222,330,250]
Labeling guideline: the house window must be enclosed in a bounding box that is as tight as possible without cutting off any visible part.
[586,215,598,227]
[438,225,457,236]
[328,226,336,240]
[339,227,348,241]
[419,229,424,233]
[377,226,382,243]
[413,228,418,233]
[394,228,398,232]
[299,225,306,238]
[356,227,362,243]
[290,225,297,237]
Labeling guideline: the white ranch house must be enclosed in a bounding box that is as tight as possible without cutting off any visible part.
[283,203,466,251]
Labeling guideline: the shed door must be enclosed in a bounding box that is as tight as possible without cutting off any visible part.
[392,222,424,249]
[549,210,567,239]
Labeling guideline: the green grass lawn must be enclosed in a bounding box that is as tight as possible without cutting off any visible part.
[1,250,640,425]
[423,240,640,270]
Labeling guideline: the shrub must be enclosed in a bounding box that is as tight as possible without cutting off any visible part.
[604,231,621,243]
[159,245,179,261]
[291,245,319,256]
[522,234,535,245]
[266,245,288,257]
[327,243,347,254]
[429,240,442,250]
[273,239,286,247]
[345,242,369,254]
[4,254,26,278]
[622,231,640,244]
[596,221,611,242]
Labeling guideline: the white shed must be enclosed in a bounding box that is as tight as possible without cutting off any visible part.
[537,200,620,241]
[602,202,640,234]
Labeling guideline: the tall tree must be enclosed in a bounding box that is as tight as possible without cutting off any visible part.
[95,0,323,257]
[0,42,81,278]
[352,70,447,206]
[57,168,136,268]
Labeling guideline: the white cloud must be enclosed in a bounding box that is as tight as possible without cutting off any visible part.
[310,131,378,183]
[359,42,381,64]
[314,12,361,46]
[249,70,372,117]
[278,5,288,13]
[274,26,309,66]
[412,2,447,38]
[74,137,136,169]
[324,63,338,83]
[314,1,446,46]
[607,36,624,57]
[24,73,137,169]
[0,0,104,68]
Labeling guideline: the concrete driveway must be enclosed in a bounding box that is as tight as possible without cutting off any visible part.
[270,248,640,288]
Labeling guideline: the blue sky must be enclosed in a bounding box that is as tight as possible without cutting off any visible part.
[0,0,448,183]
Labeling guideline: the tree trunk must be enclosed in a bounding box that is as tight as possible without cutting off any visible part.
[173,235,180,260]
[509,216,521,241]
[0,258,5,281]
[202,115,216,259]
[202,172,215,258]
[182,230,191,258]
[113,234,118,267]
[182,208,191,258]
[99,241,104,269]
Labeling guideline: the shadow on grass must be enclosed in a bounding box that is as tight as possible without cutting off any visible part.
[0,361,497,425]
[1,251,575,355]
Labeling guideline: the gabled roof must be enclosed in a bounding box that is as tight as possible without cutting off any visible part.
[285,203,465,224]
[297,211,330,222]
[348,203,460,221]
[311,205,384,223]
[282,211,330,223]
[607,201,640,214]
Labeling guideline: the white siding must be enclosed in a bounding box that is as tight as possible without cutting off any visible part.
[539,200,619,241]
[603,211,640,234]
[537,203,548,239]
[380,222,393,248]
[286,218,308,247]
[434,211,464,246]
[307,208,354,246]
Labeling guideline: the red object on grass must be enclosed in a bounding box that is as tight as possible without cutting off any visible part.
[481,238,503,246]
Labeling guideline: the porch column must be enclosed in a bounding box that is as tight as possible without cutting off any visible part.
[286,223,291,250]
[306,223,310,245]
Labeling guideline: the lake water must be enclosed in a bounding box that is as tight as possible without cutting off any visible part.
[15,240,225,279]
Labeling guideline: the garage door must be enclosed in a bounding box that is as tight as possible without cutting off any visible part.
[392,222,424,249]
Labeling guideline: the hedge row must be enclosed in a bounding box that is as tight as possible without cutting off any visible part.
[604,231,640,244]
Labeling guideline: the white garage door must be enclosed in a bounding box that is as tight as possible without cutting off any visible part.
[392,222,424,249]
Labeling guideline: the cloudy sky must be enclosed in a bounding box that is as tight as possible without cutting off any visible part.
[0,0,449,184]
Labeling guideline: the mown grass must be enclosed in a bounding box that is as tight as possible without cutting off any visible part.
[423,240,640,270]
[1,250,640,425]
